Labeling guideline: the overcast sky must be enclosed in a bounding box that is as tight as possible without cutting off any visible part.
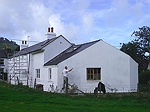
[0,0,150,47]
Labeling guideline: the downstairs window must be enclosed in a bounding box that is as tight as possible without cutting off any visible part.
[87,68,101,80]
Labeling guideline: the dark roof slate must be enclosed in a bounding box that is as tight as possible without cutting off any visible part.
[13,36,59,57]
[44,39,101,66]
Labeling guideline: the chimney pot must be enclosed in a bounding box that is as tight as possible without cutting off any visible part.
[48,27,50,32]
[51,27,54,33]
[22,41,24,44]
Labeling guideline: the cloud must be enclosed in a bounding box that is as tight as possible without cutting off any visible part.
[47,0,94,43]
[0,0,93,45]
[48,14,78,41]
[91,0,150,46]
[0,0,149,47]
[93,0,149,28]
[0,0,50,42]
[82,14,94,32]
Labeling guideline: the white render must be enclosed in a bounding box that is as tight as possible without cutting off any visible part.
[43,36,72,63]
[8,35,71,88]
[3,59,8,73]
[56,40,138,93]
[8,35,138,93]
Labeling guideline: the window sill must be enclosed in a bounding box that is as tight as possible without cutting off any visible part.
[87,80,101,83]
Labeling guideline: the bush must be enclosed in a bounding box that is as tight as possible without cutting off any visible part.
[139,70,150,84]
[139,70,150,92]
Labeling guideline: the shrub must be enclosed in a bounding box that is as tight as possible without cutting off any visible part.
[139,70,150,84]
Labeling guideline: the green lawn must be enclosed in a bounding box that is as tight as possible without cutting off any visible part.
[0,81,150,112]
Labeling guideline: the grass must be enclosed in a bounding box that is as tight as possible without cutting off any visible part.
[0,81,150,112]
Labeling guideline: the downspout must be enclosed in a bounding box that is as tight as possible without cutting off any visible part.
[27,53,31,86]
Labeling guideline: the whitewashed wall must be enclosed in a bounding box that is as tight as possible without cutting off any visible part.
[8,38,138,93]
[44,66,58,92]
[32,52,44,87]
[129,57,138,92]
[57,40,138,93]
[43,36,72,63]
[32,52,59,91]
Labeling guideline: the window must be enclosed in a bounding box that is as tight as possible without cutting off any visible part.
[36,69,40,78]
[0,59,4,65]
[87,68,101,80]
[49,68,52,80]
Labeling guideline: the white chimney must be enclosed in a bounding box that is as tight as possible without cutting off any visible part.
[20,40,28,50]
[45,27,56,39]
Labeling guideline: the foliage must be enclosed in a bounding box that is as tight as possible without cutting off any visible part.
[0,81,150,112]
[132,26,150,70]
[120,41,148,71]
[120,26,150,72]
[0,38,20,56]
[0,42,19,51]
[139,70,150,84]
[131,26,150,54]
[138,70,150,92]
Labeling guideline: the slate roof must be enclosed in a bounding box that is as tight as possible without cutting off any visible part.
[44,39,101,66]
[13,36,59,57]
[0,50,15,58]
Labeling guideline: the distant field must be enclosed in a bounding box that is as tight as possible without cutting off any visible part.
[0,81,150,112]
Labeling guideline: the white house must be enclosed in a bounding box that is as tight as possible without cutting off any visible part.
[8,27,138,93]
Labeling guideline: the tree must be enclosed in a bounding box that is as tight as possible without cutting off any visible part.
[120,26,150,72]
[120,41,148,72]
[131,26,150,59]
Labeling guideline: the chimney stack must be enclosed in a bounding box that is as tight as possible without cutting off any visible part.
[46,27,56,39]
[20,40,28,50]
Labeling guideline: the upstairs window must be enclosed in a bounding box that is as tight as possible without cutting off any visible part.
[36,69,40,78]
[87,68,101,80]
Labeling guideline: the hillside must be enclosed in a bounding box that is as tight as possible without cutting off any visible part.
[0,37,19,51]
[0,81,150,112]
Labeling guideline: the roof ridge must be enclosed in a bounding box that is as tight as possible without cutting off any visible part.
[77,39,101,46]
[14,36,60,57]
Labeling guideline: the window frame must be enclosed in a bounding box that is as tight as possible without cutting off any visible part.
[49,68,52,80]
[86,68,101,80]
[36,69,40,79]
